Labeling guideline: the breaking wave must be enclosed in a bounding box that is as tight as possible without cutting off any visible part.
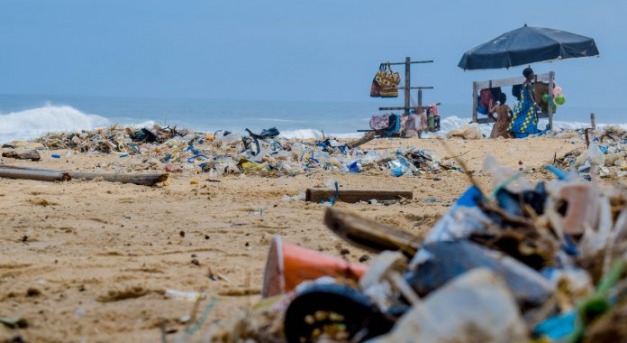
[0,105,111,143]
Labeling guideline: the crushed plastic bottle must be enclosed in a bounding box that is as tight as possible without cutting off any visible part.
[388,152,416,177]
[588,142,606,166]
[388,159,406,177]
[346,160,362,173]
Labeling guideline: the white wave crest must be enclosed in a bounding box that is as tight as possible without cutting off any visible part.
[279,129,326,140]
[0,105,110,143]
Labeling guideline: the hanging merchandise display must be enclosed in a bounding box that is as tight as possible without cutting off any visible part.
[370,62,400,98]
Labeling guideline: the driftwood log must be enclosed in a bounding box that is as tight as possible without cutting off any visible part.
[2,150,41,161]
[306,189,412,204]
[0,166,70,182]
[345,131,376,149]
[0,165,168,186]
[324,207,422,257]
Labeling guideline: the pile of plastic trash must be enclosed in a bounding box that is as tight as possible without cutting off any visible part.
[198,157,627,343]
[554,126,627,180]
[32,125,459,177]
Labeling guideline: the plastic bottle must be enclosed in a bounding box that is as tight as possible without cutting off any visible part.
[389,159,406,177]
[588,142,606,166]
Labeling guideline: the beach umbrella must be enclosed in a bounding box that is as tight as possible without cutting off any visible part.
[458,25,599,70]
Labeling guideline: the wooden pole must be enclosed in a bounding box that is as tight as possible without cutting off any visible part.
[418,88,423,111]
[548,71,555,130]
[404,57,411,116]
[472,81,478,123]
[591,113,596,130]
[306,189,413,204]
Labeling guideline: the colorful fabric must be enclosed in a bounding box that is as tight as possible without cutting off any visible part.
[508,84,538,136]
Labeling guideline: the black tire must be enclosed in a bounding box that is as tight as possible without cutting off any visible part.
[284,283,393,343]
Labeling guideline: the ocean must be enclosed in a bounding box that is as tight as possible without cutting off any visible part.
[1,93,626,144]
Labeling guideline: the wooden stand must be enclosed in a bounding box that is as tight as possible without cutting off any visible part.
[471,71,556,129]
[378,57,434,116]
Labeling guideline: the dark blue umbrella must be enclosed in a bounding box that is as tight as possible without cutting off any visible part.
[458,25,599,70]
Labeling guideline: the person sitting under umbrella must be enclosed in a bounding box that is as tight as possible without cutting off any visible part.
[508,67,540,138]
[489,93,512,139]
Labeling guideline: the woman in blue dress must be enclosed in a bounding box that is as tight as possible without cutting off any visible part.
[508,67,540,138]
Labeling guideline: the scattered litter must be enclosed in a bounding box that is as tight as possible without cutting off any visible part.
[5,125,462,178]
[199,152,627,342]
[554,126,627,179]
[165,288,205,302]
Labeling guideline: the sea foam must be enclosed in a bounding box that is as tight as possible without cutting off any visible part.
[0,105,110,143]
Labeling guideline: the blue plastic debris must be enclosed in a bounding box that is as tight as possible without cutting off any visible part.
[533,311,577,341]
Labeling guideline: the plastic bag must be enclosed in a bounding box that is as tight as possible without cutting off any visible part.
[369,269,528,343]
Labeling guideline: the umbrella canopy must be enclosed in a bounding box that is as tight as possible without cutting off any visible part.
[458,25,599,70]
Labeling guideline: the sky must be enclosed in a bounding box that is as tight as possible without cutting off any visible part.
[0,0,623,110]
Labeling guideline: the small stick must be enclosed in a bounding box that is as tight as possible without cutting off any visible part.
[388,271,421,306]
[442,151,469,160]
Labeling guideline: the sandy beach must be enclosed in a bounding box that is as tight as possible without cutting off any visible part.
[0,132,620,342]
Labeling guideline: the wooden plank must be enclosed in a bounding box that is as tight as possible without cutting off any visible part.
[378,106,407,111]
[70,172,169,186]
[324,208,421,257]
[388,60,434,65]
[474,72,553,89]
[306,189,412,204]
[398,86,434,90]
